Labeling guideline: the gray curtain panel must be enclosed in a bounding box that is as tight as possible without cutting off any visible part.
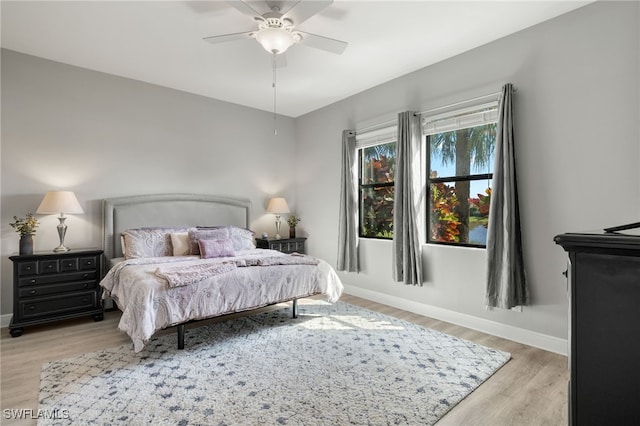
[485,83,529,309]
[337,130,359,272]
[393,112,423,285]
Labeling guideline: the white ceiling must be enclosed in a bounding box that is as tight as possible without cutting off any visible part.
[1,1,591,117]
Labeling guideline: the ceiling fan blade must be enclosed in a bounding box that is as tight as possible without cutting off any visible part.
[203,31,254,45]
[225,1,264,19]
[282,0,333,25]
[262,1,297,15]
[296,31,347,54]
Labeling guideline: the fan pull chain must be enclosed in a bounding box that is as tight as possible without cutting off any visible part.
[272,52,277,136]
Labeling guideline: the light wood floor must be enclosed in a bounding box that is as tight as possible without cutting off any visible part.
[1,294,568,425]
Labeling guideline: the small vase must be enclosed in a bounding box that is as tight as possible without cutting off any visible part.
[289,228,296,238]
[19,235,34,255]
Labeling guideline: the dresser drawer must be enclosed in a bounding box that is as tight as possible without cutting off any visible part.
[17,262,38,276]
[39,259,60,274]
[271,241,305,253]
[79,256,98,270]
[18,291,98,320]
[60,258,79,272]
[59,256,98,272]
[256,238,307,254]
[9,249,104,336]
[17,256,99,276]
[18,270,97,287]
[17,259,61,275]
[18,280,97,299]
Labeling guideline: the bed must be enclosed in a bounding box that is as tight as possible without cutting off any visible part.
[99,193,343,352]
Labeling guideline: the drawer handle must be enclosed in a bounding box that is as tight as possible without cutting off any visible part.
[83,273,90,278]
[30,279,37,284]
[30,290,37,295]
[83,283,88,289]
[82,298,89,303]
[46,264,53,269]
[29,305,36,310]
[25,266,32,271]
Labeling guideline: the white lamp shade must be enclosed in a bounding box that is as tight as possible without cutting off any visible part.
[256,28,295,54]
[36,191,84,215]
[267,197,290,214]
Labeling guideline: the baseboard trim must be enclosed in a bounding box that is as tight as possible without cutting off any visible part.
[2,288,567,355]
[1,313,12,328]
[343,284,568,356]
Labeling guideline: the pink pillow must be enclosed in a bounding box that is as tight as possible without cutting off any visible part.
[198,239,236,259]
[197,226,256,251]
[188,227,229,255]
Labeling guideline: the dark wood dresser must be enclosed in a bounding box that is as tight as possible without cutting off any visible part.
[554,229,640,426]
[9,249,104,337]
[255,237,306,254]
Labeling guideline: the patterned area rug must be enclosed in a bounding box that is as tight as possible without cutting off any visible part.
[38,300,510,425]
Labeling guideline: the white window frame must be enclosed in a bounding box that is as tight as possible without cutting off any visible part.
[356,124,397,239]
[423,100,499,247]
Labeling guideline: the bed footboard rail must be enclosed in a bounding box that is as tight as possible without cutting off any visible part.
[175,298,300,350]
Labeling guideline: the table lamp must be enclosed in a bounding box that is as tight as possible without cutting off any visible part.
[36,191,84,252]
[266,197,290,239]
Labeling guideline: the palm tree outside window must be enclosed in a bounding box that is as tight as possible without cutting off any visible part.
[425,102,498,247]
[355,99,498,245]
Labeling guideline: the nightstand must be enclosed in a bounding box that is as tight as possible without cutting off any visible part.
[255,237,307,254]
[8,249,104,337]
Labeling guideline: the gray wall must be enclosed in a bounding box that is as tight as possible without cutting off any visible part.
[1,2,638,353]
[294,1,639,352]
[1,50,297,316]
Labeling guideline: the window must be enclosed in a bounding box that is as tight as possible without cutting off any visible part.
[424,102,498,247]
[354,99,498,245]
[357,127,397,239]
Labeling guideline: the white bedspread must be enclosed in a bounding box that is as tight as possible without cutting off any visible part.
[100,249,344,352]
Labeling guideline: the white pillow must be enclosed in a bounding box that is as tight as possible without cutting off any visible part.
[122,228,173,259]
[170,232,190,256]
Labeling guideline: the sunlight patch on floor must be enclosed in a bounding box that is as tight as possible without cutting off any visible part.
[331,315,405,330]
[299,315,353,330]
[299,314,405,331]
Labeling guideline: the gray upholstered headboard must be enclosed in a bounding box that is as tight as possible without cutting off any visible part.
[102,193,251,267]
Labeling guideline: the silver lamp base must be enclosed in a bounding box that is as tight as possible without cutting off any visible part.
[53,215,71,252]
[274,214,282,239]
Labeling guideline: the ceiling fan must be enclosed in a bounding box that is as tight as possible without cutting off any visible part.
[203,0,348,57]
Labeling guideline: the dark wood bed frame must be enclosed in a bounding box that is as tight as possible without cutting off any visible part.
[174,298,300,349]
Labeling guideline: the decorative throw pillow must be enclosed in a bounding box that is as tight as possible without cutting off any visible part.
[198,238,236,259]
[197,226,255,251]
[228,226,256,251]
[170,232,190,256]
[188,227,230,255]
[122,228,173,259]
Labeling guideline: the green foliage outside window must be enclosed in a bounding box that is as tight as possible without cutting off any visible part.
[429,179,461,242]
[428,123,496,246]
[357,119,496,245]
[360,142,396,238]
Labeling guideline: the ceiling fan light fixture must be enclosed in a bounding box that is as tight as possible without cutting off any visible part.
[255,27,295,54]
